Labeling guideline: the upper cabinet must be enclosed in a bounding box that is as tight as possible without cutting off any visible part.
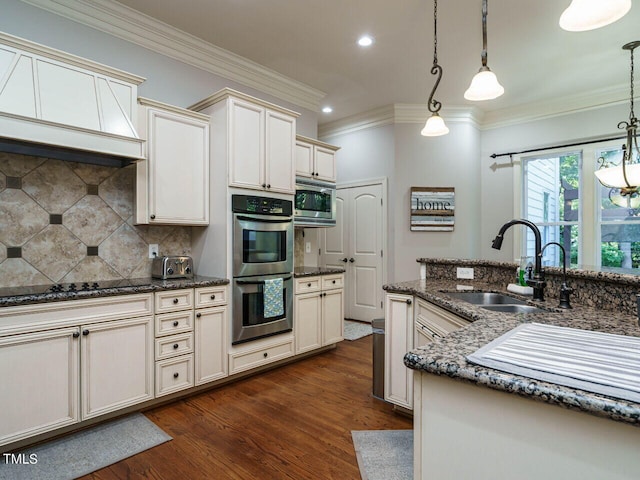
[191,88,299,195]
[135,98,210,225]
[295,135,340,183]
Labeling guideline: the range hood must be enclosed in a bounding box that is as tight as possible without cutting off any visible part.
[0,32,145,168]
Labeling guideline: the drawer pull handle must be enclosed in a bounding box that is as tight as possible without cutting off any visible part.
[263,352,268,358]
[173,321,179,327]
[173,298,179,304]
[82,329,90,336]
[173,343,179,349]
[211,294,216,300]
[406,299,412,305]
[332,280,336,284]
[307,283,311,287]
[196,313,202,318]
[173,372,179,378]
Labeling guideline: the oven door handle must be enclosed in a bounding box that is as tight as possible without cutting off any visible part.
[236,276,292,285]
[236,215,293,224]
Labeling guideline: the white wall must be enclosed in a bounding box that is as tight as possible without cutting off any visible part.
[0,0,319,136]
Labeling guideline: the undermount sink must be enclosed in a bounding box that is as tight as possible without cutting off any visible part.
[480,304,546,314]
[446,292,527,305]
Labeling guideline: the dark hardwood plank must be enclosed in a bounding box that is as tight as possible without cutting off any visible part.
[81,336,412,479]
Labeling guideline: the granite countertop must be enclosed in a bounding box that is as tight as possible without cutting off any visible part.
[384,278,640,426]
[0,275,229,308]
[293,266,345,277]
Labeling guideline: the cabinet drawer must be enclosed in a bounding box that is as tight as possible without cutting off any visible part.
[155,289,193,313]
[195,286,228,308]
[155,354,194,397]
[229,338,294,375]
[155,311,193,337]
[414,298,469,338]
[321,274,344,290]
[155,332,194,360]
[295,276,321,294]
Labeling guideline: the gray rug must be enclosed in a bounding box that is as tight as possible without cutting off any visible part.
[344,320,373,341]
[352,430,413,480]
[0,413,171,480]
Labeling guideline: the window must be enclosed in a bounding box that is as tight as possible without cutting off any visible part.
[520,141,640,273]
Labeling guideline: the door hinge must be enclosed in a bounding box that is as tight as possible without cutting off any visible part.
[318,248,321,256]
[381,301,383,308]
[381,250,383,257]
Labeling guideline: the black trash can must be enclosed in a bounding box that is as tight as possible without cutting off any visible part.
[372,318,385,400]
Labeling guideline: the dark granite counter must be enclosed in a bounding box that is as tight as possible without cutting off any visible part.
[293,266,345,278]
[0,276,229,307]
[384,278,640,426]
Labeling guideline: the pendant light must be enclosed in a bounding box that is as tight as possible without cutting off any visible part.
[464,0,504,102]
[421,0,449,136]
[559,0,631,32]
[595,41,640,206]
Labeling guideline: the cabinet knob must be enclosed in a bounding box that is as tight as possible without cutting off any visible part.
[267,184,271,189]
[406,299,412,305]
[173,321,179,327]
[196,313,202,318]
[173,372,179,378]
[210,294,216,300]
[262,183,267,188]
[307,282,311,287]
[332,280,336,284]
[173,343,179,349]
[82,329,90,336]
[150,214,156,220]
[72,331,80,338]
[173,298,179,304]
[263,352,268,358]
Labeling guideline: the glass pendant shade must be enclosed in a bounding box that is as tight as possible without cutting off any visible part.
[559,0,631,32]
[421,113,449,137]
[594,163,640,190]
[464,67,504,101]
[608,189,640,209]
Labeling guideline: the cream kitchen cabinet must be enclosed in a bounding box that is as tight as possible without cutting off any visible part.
[0,293,154,447]
[384,292,414,410]
[294,273,344,354]
[135,97,210,225]
[190,88,299,195]
[194,285,229,385]
[414,297,469,347]
[295,135,340,183]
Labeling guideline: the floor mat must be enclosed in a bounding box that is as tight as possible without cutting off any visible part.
[352,429,413,480]
[344,320,373,341]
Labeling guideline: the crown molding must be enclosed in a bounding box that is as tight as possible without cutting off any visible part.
[21,0,326,111]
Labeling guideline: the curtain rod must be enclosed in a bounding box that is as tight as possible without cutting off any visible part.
[490,134,626,159]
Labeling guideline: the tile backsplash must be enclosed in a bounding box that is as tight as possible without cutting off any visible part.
[0,153,191,288]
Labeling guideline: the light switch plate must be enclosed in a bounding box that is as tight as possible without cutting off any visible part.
[457,267,474,279]
[149,244,159,259]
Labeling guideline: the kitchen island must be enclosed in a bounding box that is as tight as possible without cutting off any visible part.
[385,259,640,480]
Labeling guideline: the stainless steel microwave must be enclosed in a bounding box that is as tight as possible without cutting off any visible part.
[294,178,336,227]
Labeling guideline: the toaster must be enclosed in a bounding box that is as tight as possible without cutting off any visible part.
[152,256,194,280]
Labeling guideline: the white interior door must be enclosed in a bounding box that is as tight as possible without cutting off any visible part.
[320,182,384,322]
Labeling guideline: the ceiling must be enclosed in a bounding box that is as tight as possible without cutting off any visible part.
[114,0,639,126]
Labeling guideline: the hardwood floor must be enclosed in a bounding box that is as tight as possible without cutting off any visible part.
[82,335,412,479]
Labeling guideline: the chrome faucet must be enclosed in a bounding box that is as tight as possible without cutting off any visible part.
[491,219,546,301]
[540,242,573,309]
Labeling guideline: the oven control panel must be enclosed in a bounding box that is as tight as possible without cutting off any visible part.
[232,194,293,216]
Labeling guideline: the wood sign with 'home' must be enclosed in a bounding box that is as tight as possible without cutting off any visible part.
[410,187,455,231]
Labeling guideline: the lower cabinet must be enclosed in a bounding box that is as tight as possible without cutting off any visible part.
[384,293,414,410]
[294,274,344,354]
[194,286,229,385]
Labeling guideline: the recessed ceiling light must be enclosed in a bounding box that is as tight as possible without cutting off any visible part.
[358,35,374,47]
[322,106,333,113]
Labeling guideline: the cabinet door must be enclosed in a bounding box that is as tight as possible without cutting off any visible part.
[295,292,322,354]
[295,141,313,178]
[194,306,228,385]
[314,145,337,182]
[384,293,414,409]
[146,108,209,225]
[0,328,79,447]
[322,288,344,345]
[265,109,295,194]
[229,98,264,190]
[81,316,154,420]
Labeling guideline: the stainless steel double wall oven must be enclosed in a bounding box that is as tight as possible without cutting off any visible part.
[231,194,294,345]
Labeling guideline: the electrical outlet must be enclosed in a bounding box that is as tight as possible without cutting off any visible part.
[456,267,474,279]
[305,241,311,253]
[149,244,159,259]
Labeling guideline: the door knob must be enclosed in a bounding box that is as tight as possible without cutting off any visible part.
[341,258,348,262]
[349,258,355,263]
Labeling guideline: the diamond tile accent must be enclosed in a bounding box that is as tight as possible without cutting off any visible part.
[0,258,50,288]
[61,256,123,283]
[100,165,134,220]
[23,225,85,282]
[23,160,85,213]
[100,223,148,277]
[64,195,123,246]
[0,153,46,177]
[0,189,49,246]
[67,162,116,185]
